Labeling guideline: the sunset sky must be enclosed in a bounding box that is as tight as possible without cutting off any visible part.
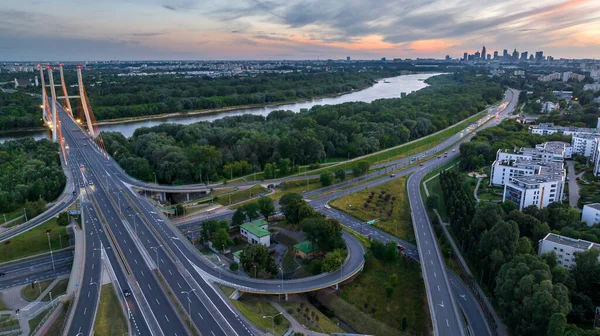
[1,0,599,61]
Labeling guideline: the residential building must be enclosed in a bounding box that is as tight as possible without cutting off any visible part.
[490,158,564,186]
[240,219,270,246]
[582,204,600,226]
[541,101,557,113]
[528,122,600,138]
[535,51,544,61]
[294,241,323,259]
[584,82,600,92]
[594,144,600,177]
[538,233,600,268]
[503,174,565,210]
[572,134,600,159]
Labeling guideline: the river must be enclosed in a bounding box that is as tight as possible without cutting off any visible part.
[1,73,439,142]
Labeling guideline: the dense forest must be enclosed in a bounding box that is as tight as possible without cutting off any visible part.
[87,71,391,120]
[439,170,600,335]
[0,91,43,130]
[0,137,66,213]
[102,73,505,184]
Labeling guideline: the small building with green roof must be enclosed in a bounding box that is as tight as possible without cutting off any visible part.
[294,240,323,259]
[240,219,270,246]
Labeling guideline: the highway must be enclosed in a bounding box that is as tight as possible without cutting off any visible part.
[0,250,73,290]
[6,86,514,335]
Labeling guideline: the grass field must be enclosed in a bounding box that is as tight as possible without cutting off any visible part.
[21,279,53,302]
[28,307,50,333]
[42,279,69,301]
[337,256,428,335]
[93,284,128,335]
[0,208,24,223]
[0,314,19,330]
[0,217,69,263]
[230,296,291,335]
[216,185,270,206]
[0,293,8,310]
[44,302,69,336]
[218,285,235,298]
[280,296,343,334]
[330,177,413,242]
[271,178,321,201]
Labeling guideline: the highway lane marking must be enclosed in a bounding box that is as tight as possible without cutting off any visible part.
[164,315,169,322]
[198,312,203,319]
[148,284,152,290]
[88,291,90,298]
[211,332,216,336]
[168,270,172,275]
[177,282,181,288]
[434,272,437,278]
[155,298,160,305]
[141,271,144,276]
[446,319,449,327]
[437,285,440,291]
[84,308,87,315]
[134,259,138,265]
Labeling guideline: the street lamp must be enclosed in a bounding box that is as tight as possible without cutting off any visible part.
[214,265,222,280]
[150,245,162,269]
[181,289,196,328]
[262,313,282,335]
[34,280,42,297]
[278,267,283,302]
[46,231,56,274]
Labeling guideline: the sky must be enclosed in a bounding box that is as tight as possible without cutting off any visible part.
[1,0,599,61]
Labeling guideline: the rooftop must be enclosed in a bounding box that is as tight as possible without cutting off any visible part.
[584,203,600,211]
[509,174,564,186]
[241,220,270,238]
[294,240,319,254]
[544,233,600,251]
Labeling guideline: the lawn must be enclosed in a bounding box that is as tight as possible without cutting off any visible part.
[0,217,69,263]
[330,177,413,242]
[336,256,428,335]
[230,296,291,335]
[425,175,449,222]
[28,307,50,333]
[21,279,53,302]
[44,302,69,336]
[216,185,270,206]
[218,285,235,298]
[42,279,69,301]
[280,296,343,334]
[93,284,128,335]
[0,314,19,331]
[271,178,321,201]
[0,208,24,223]
[0,293,8,310]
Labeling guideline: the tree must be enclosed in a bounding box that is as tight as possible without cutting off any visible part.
[242,202,260,221]
[211,228,232,252]
[495,254,570,335]
[257,196,275,220]
[232,208,246,227]
[401,316,407,331]
[201,220,229,241]
[280,193,303,213]
[516,236,532,254]
[547,313,566,336]
[570,249,600,299]
[335,169,346,181]
[321,249,347,272]
[284,199,318,226]
[385,286,394,298]
[264,163,275,179]
[301,217,344,252]
[230,262,239,271]
[320,173,333,186]
[352,160,370,176]
[175,204,184,216]
[274,314,283,326]
[240,244,277,278]
[389,274,398,287]
[57,212,69,226]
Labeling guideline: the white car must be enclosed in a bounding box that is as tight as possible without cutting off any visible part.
[324,205,331,209]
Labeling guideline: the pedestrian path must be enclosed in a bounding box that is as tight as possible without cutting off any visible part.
[269,300,329,336]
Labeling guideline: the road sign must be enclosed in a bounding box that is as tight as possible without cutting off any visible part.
[366,219,378,225]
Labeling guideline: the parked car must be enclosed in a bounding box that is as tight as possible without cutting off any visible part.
[419,163,424,166]
[123,289,132,297]
[390,174,396,177]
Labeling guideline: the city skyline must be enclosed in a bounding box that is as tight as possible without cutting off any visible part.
[1,0,599,61]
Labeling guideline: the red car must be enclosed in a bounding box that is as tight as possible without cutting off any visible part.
[419,163,424,166]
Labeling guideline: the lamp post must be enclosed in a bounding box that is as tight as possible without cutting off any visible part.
[46,231,56,274]
[262,313,282,336]
[181,289,196,328]
[150,245,162,269]
[153,172,157,185]
[34,280,42,296]
[278,267,283,302]
[23,208,28,222]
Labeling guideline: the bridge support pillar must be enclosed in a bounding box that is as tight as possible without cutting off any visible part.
[187,193,190,202]
[335,283,339,290]
[284,293,288,301]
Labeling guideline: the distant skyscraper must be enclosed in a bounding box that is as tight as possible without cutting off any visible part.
[503,49,509,59]
[463,52,468,61]
[346,56,351,61]
[381,57,386,61]
[535,51,544,61]
[529,54,534,61]
[521,52,528,61]
[493,51,498,59]
[481,46,487,60]
[487,54,491,60]
[512,48,519,61]
[445,55,451,61]
[474,51,481,60]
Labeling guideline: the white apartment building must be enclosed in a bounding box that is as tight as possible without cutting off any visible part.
[584,82,600,92]
[495,141,571,163]
[503,175,565,210]
[490,159,564,187]
[582,204,600,226]
[528,121,600,137]
[572,134,600,159]
[594,144,600,177]
[538,233,600,268]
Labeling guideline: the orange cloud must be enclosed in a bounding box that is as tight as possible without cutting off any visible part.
[406,39,458,53]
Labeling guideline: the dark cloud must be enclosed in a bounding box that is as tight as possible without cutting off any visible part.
[162,5,177,11]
